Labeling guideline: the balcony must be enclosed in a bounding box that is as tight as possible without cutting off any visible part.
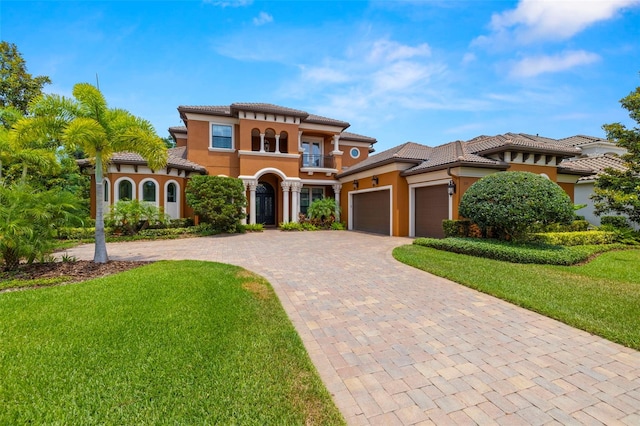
[300,154,335,169]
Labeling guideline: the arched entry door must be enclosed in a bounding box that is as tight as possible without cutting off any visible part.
[256,182,275,225]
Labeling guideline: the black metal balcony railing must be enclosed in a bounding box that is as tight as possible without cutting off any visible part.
[300,154,335,169]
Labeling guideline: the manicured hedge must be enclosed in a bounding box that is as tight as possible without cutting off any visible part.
[413,237,624,265]
[528,231,616,246]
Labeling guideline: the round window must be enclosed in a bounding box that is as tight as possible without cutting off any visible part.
[350,147,360,159]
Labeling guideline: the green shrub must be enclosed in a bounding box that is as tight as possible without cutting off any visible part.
[241,223,264,232]
[528,231,616,246]
[458,172,574,240]
[330,222,345,230]
[601,216,631,229]
[185,176,247,233]
[442,220,471,237]
[108,200,169,235]
[58,227,96,240]
[413,237,624,265]
[529,220,591,233]
[279,222,318,231]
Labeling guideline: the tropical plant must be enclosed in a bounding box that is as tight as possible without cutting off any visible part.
[185,175,246,232]
[12,83,167,262]
[0,41,51,114]
[307,197,339,223]
[458,171,574,240]
[0,182,81,271]
[108,199,169,236]
[592,77,640,225]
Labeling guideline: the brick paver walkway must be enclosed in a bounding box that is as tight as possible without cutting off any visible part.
[64,231,640,425]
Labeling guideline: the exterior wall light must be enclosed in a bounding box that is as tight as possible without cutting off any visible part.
[353,180,359,190]
[372,175,379,186]
[447,179,456,196]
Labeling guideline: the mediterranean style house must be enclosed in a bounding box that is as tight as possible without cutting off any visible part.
[80,102,623,237]
[80,103,377,225]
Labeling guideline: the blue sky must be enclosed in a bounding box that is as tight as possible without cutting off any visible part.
[2,0,640,152]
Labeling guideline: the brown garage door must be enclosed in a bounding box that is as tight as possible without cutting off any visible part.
[415,185,448,238]
[353,190,390,235]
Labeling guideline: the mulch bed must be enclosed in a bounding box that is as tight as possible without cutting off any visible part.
[1,260,151,287]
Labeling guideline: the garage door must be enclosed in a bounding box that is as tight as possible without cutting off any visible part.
[414,185,448,238]
[352,189,390,235]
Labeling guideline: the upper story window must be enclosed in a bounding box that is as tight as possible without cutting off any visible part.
[211,124,233,149]
[302,141,322,167]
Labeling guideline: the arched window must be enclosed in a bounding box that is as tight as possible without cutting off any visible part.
[142,181,157,202]
[103,179,110,202]
[167,182,177,203]
[118,180,132,201]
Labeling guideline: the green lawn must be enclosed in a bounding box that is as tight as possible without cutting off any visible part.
[0,260,344,425]
[393,245,640,350]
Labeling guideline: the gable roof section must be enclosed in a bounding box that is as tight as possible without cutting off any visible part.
[560,154,626,181]
[402,140,507,175]
[338,142,432,177]
[466,133,581,156]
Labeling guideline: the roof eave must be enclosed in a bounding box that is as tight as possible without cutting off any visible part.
[338,158,423,178]
[401,161,509,177]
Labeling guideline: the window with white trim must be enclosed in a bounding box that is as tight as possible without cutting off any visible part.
[302,141,322,167]
[118,180,132,201]
[350,147,360,159]
[142,181,157,202]
[211,124,233,149]
[300,187,324,215]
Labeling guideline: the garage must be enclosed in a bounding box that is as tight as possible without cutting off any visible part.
[414,185,449,238]
[352,189,391,235]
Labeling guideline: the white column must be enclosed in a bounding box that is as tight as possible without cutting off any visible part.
[290,182,302,223]
[298,130,303,152]
[260,133,265,152]
[281,181,291,223]
[275,134,281,154]
[332,183,342,221]
[333,134,340,152]
[248,180,258,224]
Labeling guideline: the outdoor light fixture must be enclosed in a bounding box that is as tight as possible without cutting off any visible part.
[447,179,456,196]
[372,175,379,186]
[353,180,359,190]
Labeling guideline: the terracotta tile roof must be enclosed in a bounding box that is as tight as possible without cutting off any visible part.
[230,103,309,118]
[169,126,187,133]
[466,133,581,156]
[403,140,505,175]
[305,113,350,129]
[340,131,377,144]
[557,134,608,147]
[338,142,432,177]
[560,154,626,181]
[178,105,232,117]
[77,147,206,173]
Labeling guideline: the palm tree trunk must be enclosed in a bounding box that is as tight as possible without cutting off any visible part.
[93,154,109,263]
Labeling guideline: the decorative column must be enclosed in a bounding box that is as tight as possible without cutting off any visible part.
[298,130,303,152]
[260,133,266,152]
[332,134,340,152]
[332,183,342,221]
[248,180,258,224]
[240,180,250,224]
[290,182,302,223]
[275,134,281,154]
[281,181,291,223]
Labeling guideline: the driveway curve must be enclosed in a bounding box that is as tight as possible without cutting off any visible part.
[65,231,640,425]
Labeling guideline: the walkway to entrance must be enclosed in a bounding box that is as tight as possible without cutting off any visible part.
[65,231,640,425]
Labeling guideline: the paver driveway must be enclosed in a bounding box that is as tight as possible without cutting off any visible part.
[65,231,640,425]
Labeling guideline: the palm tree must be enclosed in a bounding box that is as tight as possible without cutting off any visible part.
[13,83,167,263]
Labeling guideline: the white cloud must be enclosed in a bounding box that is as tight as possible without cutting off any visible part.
[253,12,273,26]
[204,0,253,7]
[476,0,639,45]
[367,39,431,63]
[300,65,350,84]
[509,50,600,78]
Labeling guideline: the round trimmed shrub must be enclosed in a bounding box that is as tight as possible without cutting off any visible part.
[458,171,574,240]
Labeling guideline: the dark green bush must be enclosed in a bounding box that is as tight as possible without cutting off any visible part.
[442,220,471,237]
[458,172,574,240]
[185,176,246,232]
[601,216,630,229]
[413,237,624,265]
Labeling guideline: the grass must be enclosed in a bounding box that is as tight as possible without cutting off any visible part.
[393,245,640,351]
[0,261,344,425]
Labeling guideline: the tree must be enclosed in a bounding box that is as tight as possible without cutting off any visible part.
[592,80,640,225]
[0,182,81,271]
[12,83,167,263]
[0,42,51,114]
[458,171,574,240]
[185,176,246,232]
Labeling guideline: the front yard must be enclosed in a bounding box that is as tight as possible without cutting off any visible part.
[393,245,640,351]
[0,260,344,425]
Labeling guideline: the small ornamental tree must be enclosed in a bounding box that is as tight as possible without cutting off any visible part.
[185,175,246,232]
[458,171,574,240]
[592,78,640,225]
